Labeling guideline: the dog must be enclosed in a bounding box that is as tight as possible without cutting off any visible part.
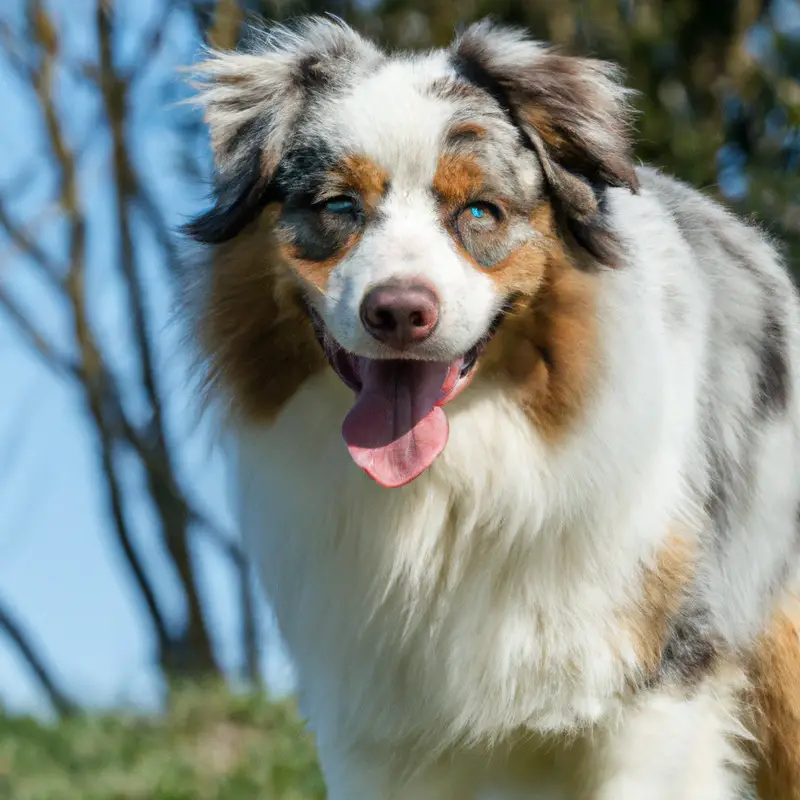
[183,16,800,798]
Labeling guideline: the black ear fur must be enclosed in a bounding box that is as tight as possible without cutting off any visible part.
[182,149,278,245]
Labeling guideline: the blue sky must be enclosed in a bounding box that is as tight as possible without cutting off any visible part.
[0,0,293,716]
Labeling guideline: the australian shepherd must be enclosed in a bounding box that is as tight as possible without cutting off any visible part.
[184,16,800,799]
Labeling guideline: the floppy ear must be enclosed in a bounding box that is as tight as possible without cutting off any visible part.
[185,17,381,245]
[451,21,639,265]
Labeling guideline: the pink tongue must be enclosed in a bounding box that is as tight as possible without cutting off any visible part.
[342,359,451,488]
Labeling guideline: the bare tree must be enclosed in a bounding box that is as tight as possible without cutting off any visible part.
[0,0,261,709]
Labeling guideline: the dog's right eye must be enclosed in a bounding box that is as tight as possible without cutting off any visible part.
[323,196,357,214]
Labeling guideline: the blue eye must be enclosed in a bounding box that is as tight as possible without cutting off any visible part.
[460,202,500,224]
[325,197,356,214]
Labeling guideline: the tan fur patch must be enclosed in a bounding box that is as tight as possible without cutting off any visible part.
[433,153,485,209]
[447,121,488,141]
[631,534,697,675]
[197,206,325,421]
[479,203,598,438]
[750,598,800,799]
[331,154,388,213]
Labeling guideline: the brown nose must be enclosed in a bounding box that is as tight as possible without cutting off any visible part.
[360,281,440,349]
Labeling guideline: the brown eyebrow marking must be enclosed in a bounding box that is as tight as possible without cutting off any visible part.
[327,154,389,212]
[445,121,487,146]
[433,152,485,208]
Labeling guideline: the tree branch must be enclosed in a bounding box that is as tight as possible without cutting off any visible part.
[94,410,175,657]
[0,286,78,378]
[208,0,243,49]
[97,1,219,676]
[239,564,261,686]
[122,0,180,83]
[24,0,176,664]
[0,596,77,717]
[0,198,66,286]
[133,183,186,283]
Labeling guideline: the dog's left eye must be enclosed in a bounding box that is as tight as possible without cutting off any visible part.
[458,202,501,227]
[324,196,357,214]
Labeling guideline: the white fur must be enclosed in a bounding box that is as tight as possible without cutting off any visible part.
[581,665,751,800]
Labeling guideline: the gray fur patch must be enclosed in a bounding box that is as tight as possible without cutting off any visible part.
[651,604,722,689]
[755,308,790,417]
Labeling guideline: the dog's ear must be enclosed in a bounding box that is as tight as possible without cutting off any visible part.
[451,21,638,265]
[185,17,380,245]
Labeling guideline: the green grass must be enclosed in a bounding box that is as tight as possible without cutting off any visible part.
[0,684,324,800]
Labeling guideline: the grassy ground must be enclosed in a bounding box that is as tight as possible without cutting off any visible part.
[0,684,324,800]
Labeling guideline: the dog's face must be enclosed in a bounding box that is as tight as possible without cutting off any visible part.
[187,18,638,487]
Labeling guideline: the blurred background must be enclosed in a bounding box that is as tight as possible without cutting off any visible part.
[0,0,797,796]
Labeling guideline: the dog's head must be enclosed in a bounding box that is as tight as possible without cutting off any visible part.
[185,17,638,487]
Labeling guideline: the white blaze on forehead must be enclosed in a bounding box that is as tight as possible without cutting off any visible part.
[315,53,458,188]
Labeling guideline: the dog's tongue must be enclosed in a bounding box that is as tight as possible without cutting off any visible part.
[342,359,453,488]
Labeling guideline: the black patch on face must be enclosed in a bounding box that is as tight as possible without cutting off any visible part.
[182,139,342,247]
[755,309,790,418]
[278,201,362,263]
[271,140,339,199]
[274,141,366,263]
[186,20,380,249]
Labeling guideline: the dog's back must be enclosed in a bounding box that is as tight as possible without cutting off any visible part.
[643,167,800,797]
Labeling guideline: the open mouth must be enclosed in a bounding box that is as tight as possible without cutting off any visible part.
[306,302,511,488]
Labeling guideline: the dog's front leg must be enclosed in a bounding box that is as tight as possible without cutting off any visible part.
[579,669,751,799]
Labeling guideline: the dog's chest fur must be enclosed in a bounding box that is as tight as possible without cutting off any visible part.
[235,369,670,749]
